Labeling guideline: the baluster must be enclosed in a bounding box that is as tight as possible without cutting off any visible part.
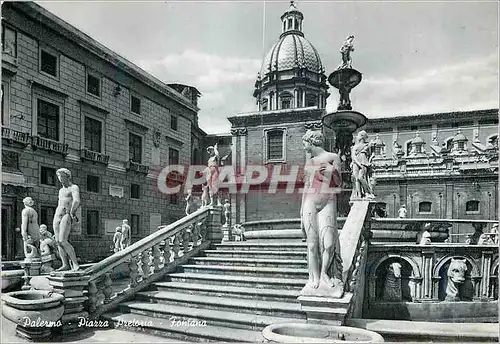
[102,273,113,304]
[192,222,201,247]
[87,280,98,313]
[182,228,190,254]
[172,233,181,259]
[128,256,139,289]
[141,249,151,279]
[152,244,162,273]
[163,239,171,266]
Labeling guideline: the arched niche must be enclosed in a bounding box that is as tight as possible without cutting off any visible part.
[433,255,479,301]
[369,254,421,302]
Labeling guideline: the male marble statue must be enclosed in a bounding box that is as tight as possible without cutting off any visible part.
[121,219,131,250]
[223,199,231,226]
[21,197,41,259]
[300,130,344,297]
[337,35,355,70]
[351,130,375,200]
[113,227,122,253]
[53,168,80,271]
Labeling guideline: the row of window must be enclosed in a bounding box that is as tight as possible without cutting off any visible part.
[261,92,318,111]
[374,200,481,217]
[39,206,140,237]
[2,25,179,131]
[33,98,181,164]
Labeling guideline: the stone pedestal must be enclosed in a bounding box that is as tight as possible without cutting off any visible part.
[205,206,223,243]
[20,259,42,290]
[221,224,232,242]
[48,271,89,334]
[298,293,353,325]
[40,254,56,274]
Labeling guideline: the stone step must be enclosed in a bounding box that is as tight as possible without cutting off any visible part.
[243,229,303,240]
[153,281,300,302]
[120,301,306,331]
[181,264,309,279]
[214,242,307,252]
[204,249,306,260]
[136,290,306,319]
[191,257,307,268]
[167,272,307,290]
[102,312,265,342]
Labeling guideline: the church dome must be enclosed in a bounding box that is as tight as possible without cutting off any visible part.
[452,129,468,142]
[260,34,324,76]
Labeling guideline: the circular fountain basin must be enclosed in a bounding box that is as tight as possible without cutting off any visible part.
[2,290,64,325]
[262,323,384,343]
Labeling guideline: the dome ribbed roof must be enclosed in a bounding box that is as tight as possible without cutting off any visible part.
[260,34,324,76]
[452,130,468,142]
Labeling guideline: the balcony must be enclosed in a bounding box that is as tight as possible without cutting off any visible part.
[126,160,149,174]
[80,149,110,165]
[31,136,69,155]
[2,127,31,146]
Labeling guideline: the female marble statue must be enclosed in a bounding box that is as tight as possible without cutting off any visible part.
[21,197,41,259]
[351,131,375,200]
[300,130,344,296]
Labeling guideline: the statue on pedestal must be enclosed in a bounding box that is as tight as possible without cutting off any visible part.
[185,188,193,215]
[113,227,122,253]
[205,143,222,206]
[53,168,80,271]
[223,199,231,226]
[300,130,344,297]
[350,131,375,200]
[201,183,210,207]
[21,197,41,260]
[445,259,467,301]
[121,219,131,250]
[337,35,355,70]
[398,205,407,218]
[382,262,402,301]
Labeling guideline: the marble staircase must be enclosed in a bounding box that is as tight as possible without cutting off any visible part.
[102,239,352,342]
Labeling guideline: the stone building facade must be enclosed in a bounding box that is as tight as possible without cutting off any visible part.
[1,2,206,261]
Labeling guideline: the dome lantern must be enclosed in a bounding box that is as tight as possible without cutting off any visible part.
[280,1,304,38]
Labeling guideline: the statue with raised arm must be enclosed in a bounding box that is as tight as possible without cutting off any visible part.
[337,35,355,70]
[300,130,344,297]
[351,131,375,200]
[21,197,41,260]
[121,219,131,250]
[206,143,222,206]
[53,168,80,271]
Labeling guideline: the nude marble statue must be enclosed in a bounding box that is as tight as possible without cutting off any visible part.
[300,130,344,297]
[121,219,131,250]
[205,143,222,206]
[351,130,375,200]
[113,227,122,253]
[53,168,80,271]
[21,197,41,259]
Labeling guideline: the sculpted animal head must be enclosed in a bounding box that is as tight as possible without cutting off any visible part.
[389,262,402,278]
[447,259,467,284]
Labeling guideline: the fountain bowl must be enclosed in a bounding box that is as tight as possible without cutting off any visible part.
[262,323,384,343]
[2,290,64,340]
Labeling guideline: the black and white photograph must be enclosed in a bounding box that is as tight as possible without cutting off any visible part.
[0,0,498,342]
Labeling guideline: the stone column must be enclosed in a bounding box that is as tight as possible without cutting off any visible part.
[48,271,89,334]
[480,250,493,300]
[420,248,436,301]
[294,89,299,108]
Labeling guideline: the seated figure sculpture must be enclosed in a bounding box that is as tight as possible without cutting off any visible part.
[300,130,344,297]
[39,224,56,256]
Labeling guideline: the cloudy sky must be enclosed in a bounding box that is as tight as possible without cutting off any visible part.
[38,1,498,134]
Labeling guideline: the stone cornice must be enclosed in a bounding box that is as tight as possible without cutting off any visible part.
[228,107,323,127]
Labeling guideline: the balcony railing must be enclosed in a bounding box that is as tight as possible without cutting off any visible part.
[2,127,31,145]
[31,136,69,155]
[126,160,149,174]
[80,149,110,165]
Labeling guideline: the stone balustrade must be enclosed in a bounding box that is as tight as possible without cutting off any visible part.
[82,206,222,318]
[31,136,69,155]
[126,160,149,174]
[80,149,110,165]
[2,127,31,145]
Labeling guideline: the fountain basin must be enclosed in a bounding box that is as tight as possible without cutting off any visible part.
[2,290,64,340]
[262,323,384,343]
